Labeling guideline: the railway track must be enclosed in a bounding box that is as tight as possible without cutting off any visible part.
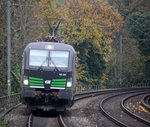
[26,89,109,127]
[99,89,150,127]
[26,89,121,127]
[27,112,66,127]
[121,92,150,126]
[141,94,150,112]
[0,103,22,117]
[1,87,150,127]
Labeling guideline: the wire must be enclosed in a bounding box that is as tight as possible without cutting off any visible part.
[11,1,149,38]
[11,3,45,7]
[119,11,150,37]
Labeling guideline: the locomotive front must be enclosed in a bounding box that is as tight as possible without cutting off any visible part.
[21,42,76,111]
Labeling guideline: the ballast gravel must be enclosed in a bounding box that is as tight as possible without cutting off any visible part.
[4,105,30,127]
[63,94,117,127]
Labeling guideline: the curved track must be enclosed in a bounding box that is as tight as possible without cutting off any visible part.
[121,92,150,126]
[99,89,150,127]
[1,87,150,127]
[141,95,150,112]
[0,103,22,117]
[26,89,121,127]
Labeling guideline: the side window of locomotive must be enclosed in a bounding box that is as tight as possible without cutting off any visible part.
[50,51,69,68]
[29,49,49,66]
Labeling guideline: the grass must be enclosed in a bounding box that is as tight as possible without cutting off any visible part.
[0,117,12,127]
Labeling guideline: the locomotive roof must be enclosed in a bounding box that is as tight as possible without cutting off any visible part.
[24,42,75,53]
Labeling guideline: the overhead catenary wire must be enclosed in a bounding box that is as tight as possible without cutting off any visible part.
[11,1,149,39]
[118,10,150,38]
[11,2,146,28]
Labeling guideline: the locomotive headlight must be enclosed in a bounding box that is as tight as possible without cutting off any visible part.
[23,79,29,85]
[67,78,72,87]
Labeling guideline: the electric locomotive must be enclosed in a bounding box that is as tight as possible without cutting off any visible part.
[21,37,76,111]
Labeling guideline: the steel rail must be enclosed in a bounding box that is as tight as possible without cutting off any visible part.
[27,113,66,127]
[2,87,150,127]
[58,89,125,127]
[75,88,150,127]
[5,89,117,127]
[27,88,139,127]
[99,92,129,127]
[0,93,21,112]
[27,113,33,127]
[58,114,67,127]
[75,87,150,96]
[74,87,150,101]
[120,91,150,126]
[0,103,22,117]
[57,89,119,127]
[141,95,150,112]
[99,89,150,127]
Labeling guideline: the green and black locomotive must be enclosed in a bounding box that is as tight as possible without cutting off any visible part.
[21,37,76,111]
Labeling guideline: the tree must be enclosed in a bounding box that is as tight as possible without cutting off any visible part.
[103,0,150,87]
[0,0,47,94]
[0,0,7,95]
[127,12,150,82]
[10,0,43,93]
[106,0,150,18]
[55,0,123,87]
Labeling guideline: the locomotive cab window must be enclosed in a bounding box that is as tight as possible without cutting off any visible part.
[29,49,69,68]
[29,50,49,66]
[50,51,69,68]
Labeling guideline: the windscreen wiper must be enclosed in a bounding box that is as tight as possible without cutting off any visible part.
[37,57,60,71]
[38,57,48,70]
[49,57,60,72]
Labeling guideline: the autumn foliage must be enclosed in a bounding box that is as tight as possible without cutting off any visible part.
[53,0,123,86]
[1,0,149,95]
